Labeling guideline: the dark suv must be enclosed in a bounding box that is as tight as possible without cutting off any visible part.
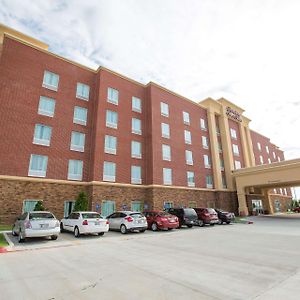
[167,208,198,228]
[215,209,235,224]
[193,208,219,226]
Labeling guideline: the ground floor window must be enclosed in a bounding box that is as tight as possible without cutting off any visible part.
[188,201,196,208]
[164,201,173,209]
[102,200,116,217]
[274,199,281,213]
[64,201,75,217]
[207,201,215,208]
[131,201,143,212]
[23,200,39,212]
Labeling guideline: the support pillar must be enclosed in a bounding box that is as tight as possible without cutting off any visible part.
[237,190,249,216]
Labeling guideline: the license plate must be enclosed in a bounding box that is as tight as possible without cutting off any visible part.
[95,221,100,225]
[40,224,49,228]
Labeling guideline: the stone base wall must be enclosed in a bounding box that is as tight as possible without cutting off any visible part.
[0,177,239,224]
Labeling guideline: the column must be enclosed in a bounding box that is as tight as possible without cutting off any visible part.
[245,127,256,167]
[239,123,251,167]
[237,190,249,216]
[207,109,222,189]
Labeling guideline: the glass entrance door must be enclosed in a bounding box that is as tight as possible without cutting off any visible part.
[102,200,116,217]
[64,201,75,217]
[252,199,263,215]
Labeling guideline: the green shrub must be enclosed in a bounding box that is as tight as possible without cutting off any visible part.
[74,191,88,211]
[34,201,45,211]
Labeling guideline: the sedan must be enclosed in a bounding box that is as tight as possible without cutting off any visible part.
[293,207,300,213]
[143,210,179,231]
[107,211,148,234]
[12,211,60,243]
[60,212,109,237]
[215,209,235,224]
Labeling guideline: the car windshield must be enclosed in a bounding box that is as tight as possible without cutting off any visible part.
[81,213,102,219]
[183,209,197,216]
[130,213,143,218]
[29,212,54,220]
[207,208,216,213]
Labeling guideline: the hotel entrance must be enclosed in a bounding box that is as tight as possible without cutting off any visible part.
[252,200,263,215]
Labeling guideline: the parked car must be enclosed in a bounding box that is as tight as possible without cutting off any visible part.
[143,210,179,231]
[60,212,109,237]
[12,211,60,243]
[214,209,235,224]
[107,211,148,234]
[193,208,219,226]
[167,208,198,228]
[293,207,300,213]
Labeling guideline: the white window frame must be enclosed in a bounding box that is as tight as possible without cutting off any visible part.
[268,158,271,164]
[234,160,242,170]
[202,136,209,149]
[33,124,52,146]
[230,128,237,139]
[185,150,193,165]
[76,82,90,101]
[131,165,142,184]
[107,87,119,105]
[187,171,195,187]
[257,142,262,151]
[132,118,142,135]
[162,144,171,161]
[183,111,190,125]
[200,118,207,131]
[259,155,264,164]
[266,145,270,154]
[104,135,117,155]
[73,106,88,126]
[70,131,85,152]
[131,141,142,159]
[184,130,192,145]
[103,161,116,182]
[160,102,169,117]
[220,158,224,171]
[163,168,172,185]
[232,144,240,156]
[38,96,55,117]
[132,96,142,113]
[106,110,118,129]
[204,154,211,169]
[68,159,83,181]
[161,123,170,139]
[206,175,213,189]
[28,154,48,177]
[42,70,59,91]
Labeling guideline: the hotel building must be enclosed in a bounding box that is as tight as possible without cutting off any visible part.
[0,24,292,224]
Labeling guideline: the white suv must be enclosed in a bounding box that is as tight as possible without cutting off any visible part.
[107,211,148,234]
[60,212,109,237]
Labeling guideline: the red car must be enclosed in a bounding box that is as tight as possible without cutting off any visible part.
[193,208,219,226]
[293,207,300,213]
[143,211,179,231]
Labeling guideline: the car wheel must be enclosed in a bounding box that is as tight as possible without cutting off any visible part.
[74,226,80,238]
[187,224,193,228]
[18,231,25,243]
[218,219,223,225]
[60,223,65,233]
[210,224,215,226]
[51,235,58,240]
[151,223,158,231]
[12,225,18,236]
[98,232,105,236]
[226,221,231,224]
[168,228,173,231]
[120,224,127,234]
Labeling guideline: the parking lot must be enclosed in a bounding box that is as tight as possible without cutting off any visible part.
[1,215,300,300]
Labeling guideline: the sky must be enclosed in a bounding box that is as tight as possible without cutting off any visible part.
[1,0,300,197]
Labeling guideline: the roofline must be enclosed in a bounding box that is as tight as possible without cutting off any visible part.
[250,129,281,150]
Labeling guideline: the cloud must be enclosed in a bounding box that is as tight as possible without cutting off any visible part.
[0,0,300,163]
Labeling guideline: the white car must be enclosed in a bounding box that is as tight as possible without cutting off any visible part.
[12,211,60,243]
[60,212,109,237]
[107,211,148,234]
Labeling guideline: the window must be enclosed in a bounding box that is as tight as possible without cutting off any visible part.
[268,158,271,164]
[33,124,52,146]
[74,106,88,126]
[232,144,239,156]
[200,118,207,131]
[187,171,195,187]
[184,130,192,144]
[278,156,281,162]
[64,201,75,217]
[280,188,283,194]
[28,154,48,177]
[202,136,209,149]
[163,168,172,185]
[218,140,223,152]
[259,155,264,164]
[183,111,190,125]
[230,128,237,139]
[68,159,83,181]
[185,150,193,165]
[206,175,213,188]
[103,161,116,182]
[132,96,141,113]
[160,102,169,117]
[23,200,39,213]
[70,131,85,152]
[131,166,142,184]
[266,145,270,154]
[216,124,220,135]
[42,70,59,91]
[188,201,196,208]
[104,135,117,155]
[222,175,227,189]
[162,144,171,161]
[234,160,241,169]
[102,200,116,217]
[220,159,224,171]
[131,141,142,159]
[131,201,142,212]
[164,201,173,209]
[38,96,55,117]
[106,110,118,129]
[204,155,211,169]
[161,123,170,138]
[257,142,262,151]
[76,83,90,100]
[132,118,142,135]
[273,152,276,159]
[107,87,119,105]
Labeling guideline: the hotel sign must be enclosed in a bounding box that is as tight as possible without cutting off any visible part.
[226,106,242,122]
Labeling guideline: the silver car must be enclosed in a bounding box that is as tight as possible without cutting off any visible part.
[107,211,148,234]
[12,211,60,243]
